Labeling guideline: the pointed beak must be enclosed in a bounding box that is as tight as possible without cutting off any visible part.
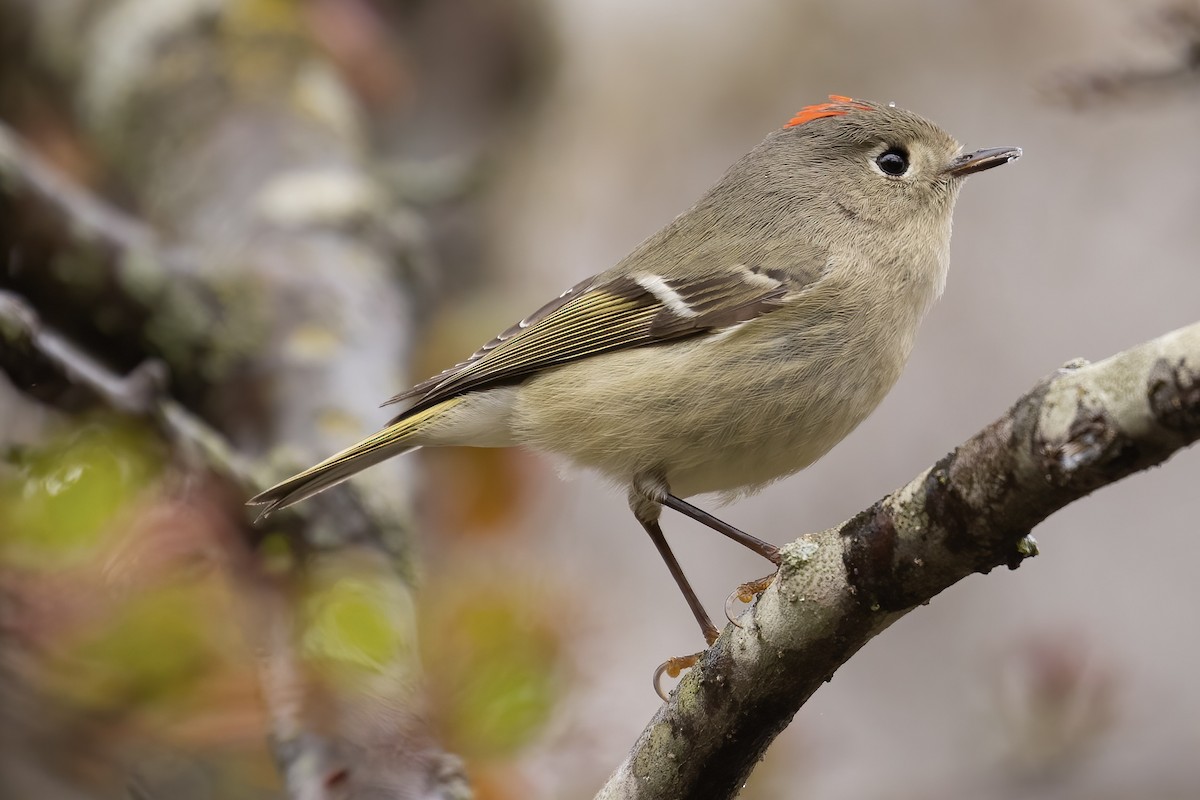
[943,146,1022,178]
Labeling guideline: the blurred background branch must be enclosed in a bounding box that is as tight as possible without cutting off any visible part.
[1048,0,1200,107]
[0,0,553,797]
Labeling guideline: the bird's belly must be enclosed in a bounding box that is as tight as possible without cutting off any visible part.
[512,329,901,498]
[660,381,881,499]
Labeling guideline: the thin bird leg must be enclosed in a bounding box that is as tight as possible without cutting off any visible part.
[638,517,721,645]
[662,494,781,564]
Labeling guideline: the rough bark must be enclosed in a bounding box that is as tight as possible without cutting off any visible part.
[597,321,1200,800]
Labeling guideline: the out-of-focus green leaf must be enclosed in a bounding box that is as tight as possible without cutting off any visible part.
[257,530,297,574]
[0,419,162,568]
[49,584,218,713]
[424,582,565,758]
[302,576,410,675]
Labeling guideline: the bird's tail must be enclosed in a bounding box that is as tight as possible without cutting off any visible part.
[247,397,463,519]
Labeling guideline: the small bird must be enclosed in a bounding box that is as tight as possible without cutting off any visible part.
[250,95,1019,665]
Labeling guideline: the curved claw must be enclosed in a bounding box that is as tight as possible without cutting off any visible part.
[653,652,702,702]
[724,590,747,629]
[724,571,779,627]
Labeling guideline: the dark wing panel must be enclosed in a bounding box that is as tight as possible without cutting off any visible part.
[388,260,824,419]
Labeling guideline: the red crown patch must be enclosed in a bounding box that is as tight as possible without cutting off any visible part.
[785,95,873,128]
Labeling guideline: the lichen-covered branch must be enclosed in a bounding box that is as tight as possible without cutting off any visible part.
[0,0,422,539]
[0,288,252,479]
[598,321,1200,800]
[0,122,230,402]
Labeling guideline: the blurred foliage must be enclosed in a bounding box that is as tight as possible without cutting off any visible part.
[415,297,547,538]
[0,417,279,797]
[421,571,569,761]
[423,447,539,537]
[43,583,228,716]
[0,417,162,570]
[302,573,413,676]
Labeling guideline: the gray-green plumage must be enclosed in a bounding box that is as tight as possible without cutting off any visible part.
[248,96,1019,642]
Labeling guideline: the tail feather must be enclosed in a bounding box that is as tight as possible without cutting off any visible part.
[248,398,462,519]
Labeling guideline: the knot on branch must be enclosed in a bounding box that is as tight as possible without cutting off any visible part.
[1148,357,1200,431]
[841,503,920,613]
[1040,396,1141,490]
[1044,404,1127,483]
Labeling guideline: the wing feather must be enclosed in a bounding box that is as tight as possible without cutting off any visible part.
[387,259,825,419]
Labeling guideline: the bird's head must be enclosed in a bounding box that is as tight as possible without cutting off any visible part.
[702,95,1020,298]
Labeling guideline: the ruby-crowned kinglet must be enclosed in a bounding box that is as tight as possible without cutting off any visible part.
[250,95,1020,648]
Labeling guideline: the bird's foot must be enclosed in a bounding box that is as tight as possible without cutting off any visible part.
[725,571,778,628]
[652,623,720,701]
[653,651,704,702]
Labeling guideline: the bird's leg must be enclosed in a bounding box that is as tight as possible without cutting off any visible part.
[637,516,715,701]
[659,494,783,629]
[635,515,721,646]
[631,478,719,700]
[630,475,720,643]
[662,494,781,564]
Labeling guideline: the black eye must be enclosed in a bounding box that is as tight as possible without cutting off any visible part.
[875,148,909,176]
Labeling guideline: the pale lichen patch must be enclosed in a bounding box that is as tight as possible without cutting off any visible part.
[285,324,343,361]
[256,169,381,228]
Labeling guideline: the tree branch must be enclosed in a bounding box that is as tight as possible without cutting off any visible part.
[0,0,424,542]
[598,321,1200,799]
[0,121,224,397]
[0,288,249,476]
